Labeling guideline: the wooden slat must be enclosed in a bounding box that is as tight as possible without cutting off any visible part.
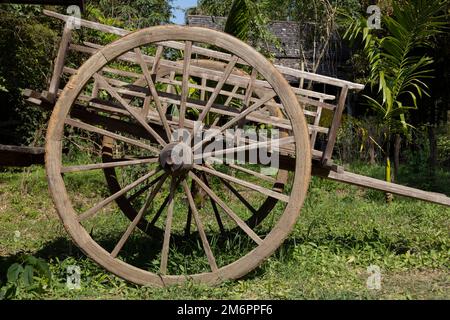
[310,98,324,148]
[44,9,364,90]
[179,41,192,130]
[200,77,207,101]
[94,74,167,146]
[46,21,73,101]
[322,85,348,165]
[61,158,158,173]
[275,64,365,90]
[65,118,160,154]
[134,48,172,139]
[316,169,450,207]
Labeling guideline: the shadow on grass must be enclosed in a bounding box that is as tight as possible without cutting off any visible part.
[1,222,445,285]
[0,229,265,282]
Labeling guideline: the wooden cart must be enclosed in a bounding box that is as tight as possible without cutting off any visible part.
[20,11,450,286]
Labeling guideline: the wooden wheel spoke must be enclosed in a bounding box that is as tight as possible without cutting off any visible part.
[110,173,168,258]
[61,158,158,173]
[146,192,170,230]
[203,163,257,214]
[78,167,161,222]
[211,85,239,127]
[127,172,165,202]
[160,177,178,274]
[182,181,218,272]
[208,158,276,183]
[195,136,295,162]
[197,56,239,124]
[192,92,276,153]
[179,41,192,131]
[201,173,226,235]
[194,164,289,203]
[219,92,276,132]
[244,68,257,107]
[141,95,151,118]
[226,161,276,183]
[146,175,184,230]
[151,45,164,74]
[65,118,160,154]
[93,73,167,146]
[189,172,263,245]
[220,177,257,214]
[134,48,173,140]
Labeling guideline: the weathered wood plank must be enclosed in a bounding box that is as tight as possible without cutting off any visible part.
[44,9,364,91]
[46,21,73,102]
[0,144,45,167]
[321,85,348,166]
[315,168,450,207]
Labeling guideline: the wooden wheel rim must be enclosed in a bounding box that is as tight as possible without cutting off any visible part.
[46,26,311,286]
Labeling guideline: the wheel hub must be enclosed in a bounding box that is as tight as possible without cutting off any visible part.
[159,142,193,175]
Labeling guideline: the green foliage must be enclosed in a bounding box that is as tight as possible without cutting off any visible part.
[224,0,250,41]
[437,132,450,167]
[87,0,173,29]
[0,5,58,145]
[341,0,448,184]
[342,0,447,134]
[0,255,51,300]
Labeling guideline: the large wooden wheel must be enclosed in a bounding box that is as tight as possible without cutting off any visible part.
[46,26,311,286]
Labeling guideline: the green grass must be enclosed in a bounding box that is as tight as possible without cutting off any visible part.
[0,163,449,300]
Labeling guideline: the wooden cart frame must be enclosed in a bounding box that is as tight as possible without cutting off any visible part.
[17,10,449,286]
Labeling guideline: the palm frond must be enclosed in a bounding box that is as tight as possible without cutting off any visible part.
[224,0,251,41]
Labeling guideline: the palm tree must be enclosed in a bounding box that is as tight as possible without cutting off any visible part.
[342,0,447,200]
[224,0,250,41]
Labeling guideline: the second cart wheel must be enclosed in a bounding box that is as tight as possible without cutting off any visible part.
[46,26,311,286]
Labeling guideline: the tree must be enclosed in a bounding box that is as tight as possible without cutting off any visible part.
[0,4,58,146]
[86,0,173,29]
[342,0,447,197]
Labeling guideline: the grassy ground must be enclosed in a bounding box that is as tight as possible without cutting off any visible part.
[0,162,449,300]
